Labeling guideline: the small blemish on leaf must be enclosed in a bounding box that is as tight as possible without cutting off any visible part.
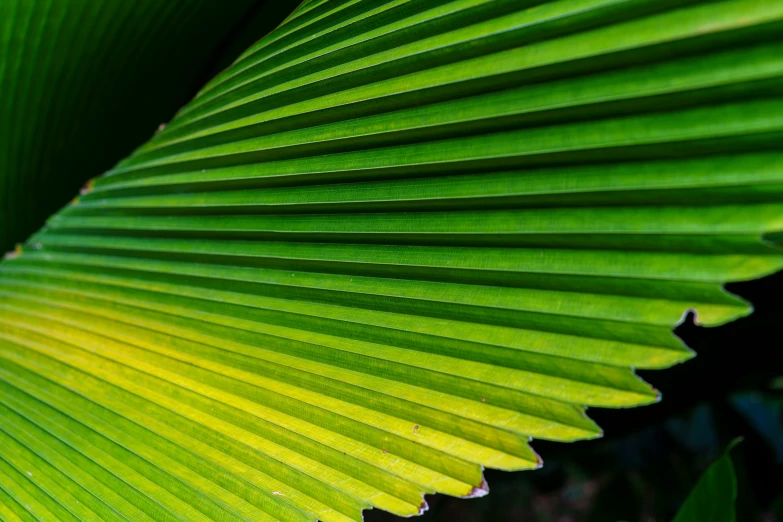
[381,449,388,454]
[413,425,419,434]
[80,179,94,195]
[466,477,490,498]
[480,396,486,403]
[4,244,23,260]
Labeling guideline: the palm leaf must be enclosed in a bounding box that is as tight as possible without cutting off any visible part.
[2,0,783,520]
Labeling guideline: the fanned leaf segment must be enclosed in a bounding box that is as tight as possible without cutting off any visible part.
[0,0,262,252]
[2,0,783,520]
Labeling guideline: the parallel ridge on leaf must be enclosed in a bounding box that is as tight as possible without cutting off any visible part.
[2,0,783,520]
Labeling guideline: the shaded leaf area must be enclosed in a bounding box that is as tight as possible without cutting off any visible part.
[671,441,737,522]
[2,0,783,520]
[0,0,275,252]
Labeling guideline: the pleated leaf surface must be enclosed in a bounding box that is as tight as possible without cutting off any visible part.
[2,0,783,520]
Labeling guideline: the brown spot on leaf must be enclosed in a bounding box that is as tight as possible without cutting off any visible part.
[466,477,489,498]
[4,244,22,260]
[80,179,94,195]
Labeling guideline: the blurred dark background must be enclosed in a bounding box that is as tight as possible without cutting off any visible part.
[367,273,783,522]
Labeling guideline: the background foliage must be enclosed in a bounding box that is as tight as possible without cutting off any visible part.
[0,0,291,253]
